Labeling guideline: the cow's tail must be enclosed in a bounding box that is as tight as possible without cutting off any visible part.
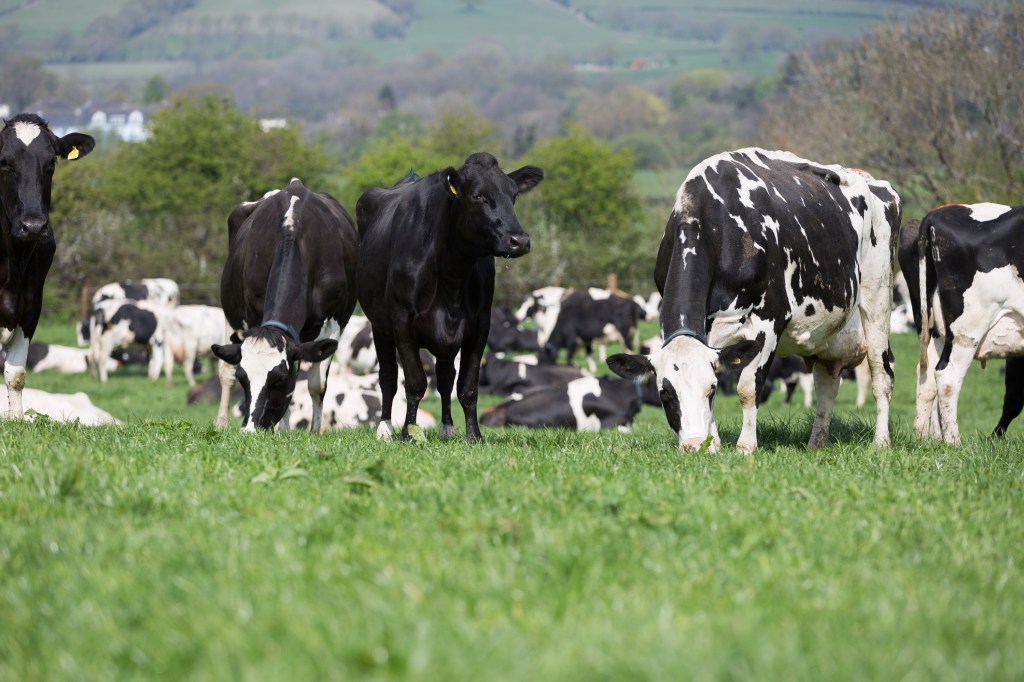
[916,218,933,375]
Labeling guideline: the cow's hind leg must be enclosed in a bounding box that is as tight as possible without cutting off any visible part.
[993,357,1024,437]
[395,341,428,442]
[935,340,978,445]
[913,337,942,438]
[306,356,332,434]
[807,363,841,449]
[435,357,457,438]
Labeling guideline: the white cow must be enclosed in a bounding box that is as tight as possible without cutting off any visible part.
[163,304,226,387]
[0,386,120,425]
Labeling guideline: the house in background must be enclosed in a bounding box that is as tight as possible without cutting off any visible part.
[11,100,153,142]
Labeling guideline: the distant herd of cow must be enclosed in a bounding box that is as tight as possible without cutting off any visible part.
[1,114,1022,452]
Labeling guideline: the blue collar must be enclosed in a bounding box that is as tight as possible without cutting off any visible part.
[261,320,299,341]
[661,327,701,348]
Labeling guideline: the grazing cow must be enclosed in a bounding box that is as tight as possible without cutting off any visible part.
[542,287,645,371]
[488,303,539,353]
[0,114,94,418]
[478,352,588,395]
[87,298,170,382]
[80,277,179,345]
[335,315,378,375]
[608,148,900,454]
[163,304,226,387]
[899,202,1024,443]
[356,152,543,442]
[480,376,642,432]
[212,179,358,432]
[515,286,566,348]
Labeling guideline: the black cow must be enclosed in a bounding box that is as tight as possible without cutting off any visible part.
[212,179,358,431]
[0,114,93,417]
[608,148,900,454]
[488,303,539,353]
[543,288,645,371]
[478,353,587,395]
[899,203,1024,443]
[356,152,543,442]
[480,375,642,431]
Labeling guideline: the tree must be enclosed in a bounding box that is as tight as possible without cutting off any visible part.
[763,1,1024,215]
[0,57,57,112]
[142,74,171,104]
[424,99,501,159]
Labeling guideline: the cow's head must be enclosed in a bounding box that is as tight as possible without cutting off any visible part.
[444,152,543,258]
[607,334,760,453]
[211,325,337,431]
[0,114,94,243]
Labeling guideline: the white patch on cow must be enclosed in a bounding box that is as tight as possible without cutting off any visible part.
[651,337,721,451]
[967,202,1012,223]
[282,195,301,234]
[517,363,527,380]
[13,121,41,146]
[954,265,1024,360]
[736,168,768,210]
[262,188,281,200]
[512,354,538,366]
[587,287,612,300]
[566,376,602,432]
[0,326,15,345]
[761,214,781,240]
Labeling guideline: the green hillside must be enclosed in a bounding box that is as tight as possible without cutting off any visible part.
[4,0,982,86]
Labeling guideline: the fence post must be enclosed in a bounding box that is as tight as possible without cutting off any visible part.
[80,286,89,319]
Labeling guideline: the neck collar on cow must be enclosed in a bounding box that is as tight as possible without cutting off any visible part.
[261,319,299,341]
[661,327,702,348]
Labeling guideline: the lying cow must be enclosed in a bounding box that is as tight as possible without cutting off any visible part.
[213,179,359,432]
[0,342,119,375]
[480,376,642,432]
[0,386,119,425]
[900,202,1024,442]
[478,352,588,395]
[284,373,437,432]
[356,153,543,442]
[0,113,94,418]
[86,298,170,382]
[609,148,900,454]
[163,304,226,387]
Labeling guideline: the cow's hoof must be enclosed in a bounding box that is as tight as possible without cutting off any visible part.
[375,421,393,441]
[466,430,484,444]
[439,424,456,439]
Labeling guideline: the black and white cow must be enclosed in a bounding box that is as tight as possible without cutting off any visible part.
[542,287,645,371]
[335,315,378,375]
[608,148,900,454]
[480,375,642,432]
[514,286,566,348]
[283,372,437,432]
[478,352,588,395]
[0,385,119,425]
[0,114,94,418]
[356,152,543,442]
[488,303,539,353]
[19,343,119,374]
[80,277,179,346]
[163,304,226,387]
[87,298,170,382]
[212,179,358,432]
[899,202,1024,443]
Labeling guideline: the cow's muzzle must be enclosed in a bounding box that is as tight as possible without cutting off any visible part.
[503,233,530,258]
[13,217,49,242]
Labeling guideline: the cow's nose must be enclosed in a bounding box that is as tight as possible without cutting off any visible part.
[508,233,530,255]
[16,217,48,240]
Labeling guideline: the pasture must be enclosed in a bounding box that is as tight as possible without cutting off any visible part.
[2,320,1021,679]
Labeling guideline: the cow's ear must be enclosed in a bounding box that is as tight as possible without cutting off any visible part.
[443,167,461,197]
[57,133,95,161]
[715,340,761,372]
[295,338,338,363]
[607,353,654,379]
[509,165,544,194]
[211,343,243,365]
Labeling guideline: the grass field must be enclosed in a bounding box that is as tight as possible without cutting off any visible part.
[2,321,1022,680]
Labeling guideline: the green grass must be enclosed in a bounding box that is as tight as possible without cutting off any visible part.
[2,323,1022,680]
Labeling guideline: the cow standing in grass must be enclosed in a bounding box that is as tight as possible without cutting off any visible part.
[213,179,358,432]
[609,148,900,454]
[356,153,543,442]
[0,114,94,418]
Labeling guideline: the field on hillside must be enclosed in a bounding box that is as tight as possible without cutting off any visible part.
[2,321,1022,680]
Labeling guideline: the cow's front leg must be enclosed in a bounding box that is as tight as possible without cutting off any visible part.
[913,338,941,439]
[395,341,428,442]
[435,357,457,438]
[807,362,841,449]
[214,358,236,430]
[3,327,28,420]
[735,355,769,455]
[306,357,331,434]
[456,350,485,443]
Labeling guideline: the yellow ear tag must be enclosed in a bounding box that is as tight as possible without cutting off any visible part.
[731,357,741,365]
[446,176,457,195]
[67,146,79,160]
